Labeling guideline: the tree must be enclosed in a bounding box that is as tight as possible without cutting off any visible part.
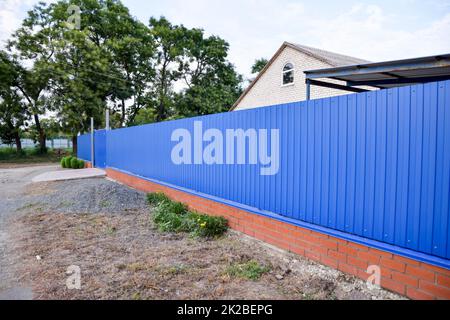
[3,0,243,147]
[251,58,268,74]
[50,29,110,155]
[0,52,29,152]
[148,18,242,120]
[7,1,58,153]
[58,0,156,127]
[148,16,188,122]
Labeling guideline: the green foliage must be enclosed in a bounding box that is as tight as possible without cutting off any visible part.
[188,211,229,238]
[147,192,171,206]
[3,0,243,146]
[0,51,29,152]
[64,156,73,168]
[148,192,228,237]
[70,157,79,169]
[0,147,60,163]
[61,157,67,168]
[251,58,269,74]
[77,159,85,169]
[226,260,271,280]
[60,156,85,170]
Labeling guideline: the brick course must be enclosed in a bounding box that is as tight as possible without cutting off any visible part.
[106,167,450,300]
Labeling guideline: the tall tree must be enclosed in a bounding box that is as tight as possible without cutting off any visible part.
[148,18,242,120]
[50,29,110,155]
[175,28,243,117]
[251,58,268,74]
[148,17,189,121]
[7,2,57,153]
[0,52,29,152]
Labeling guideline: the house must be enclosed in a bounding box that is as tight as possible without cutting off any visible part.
[231,42,370,111]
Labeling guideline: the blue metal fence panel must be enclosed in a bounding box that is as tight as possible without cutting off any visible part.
[86,80,450,261]
[77,133,91,161]
[94,130,107,168]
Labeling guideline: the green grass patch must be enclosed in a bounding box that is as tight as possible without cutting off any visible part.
[147,192,228,238]
[226,260,271,280]
[0,147,66,164]
[146,192,171,206]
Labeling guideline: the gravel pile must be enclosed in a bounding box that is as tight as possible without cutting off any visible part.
[26,178,148,214]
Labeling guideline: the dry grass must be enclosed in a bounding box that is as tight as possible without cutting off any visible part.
[9,208,403,300]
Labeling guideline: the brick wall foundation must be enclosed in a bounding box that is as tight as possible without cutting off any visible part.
[106,168,450,300]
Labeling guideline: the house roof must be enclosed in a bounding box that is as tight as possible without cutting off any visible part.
[290,43,370,67]
[304,53,450,89]
[230,42,369,111]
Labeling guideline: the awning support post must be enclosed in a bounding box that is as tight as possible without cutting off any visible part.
[306,80,311,101]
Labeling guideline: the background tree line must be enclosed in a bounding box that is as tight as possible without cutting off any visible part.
[0,0,246,154]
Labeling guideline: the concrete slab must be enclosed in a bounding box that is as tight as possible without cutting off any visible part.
[32,168,106,183]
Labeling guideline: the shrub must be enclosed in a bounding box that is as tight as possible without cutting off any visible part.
[77,159,85,169]
[226,260,271,280]
[147,192,171,206]
[153,207,185,232]
[61,157,67,168]
[148,193,228,238]
[70,157,79,169]
[189,212,228,238]
[64,156,73,168]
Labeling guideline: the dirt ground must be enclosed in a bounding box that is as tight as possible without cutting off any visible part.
[2,165,404,300]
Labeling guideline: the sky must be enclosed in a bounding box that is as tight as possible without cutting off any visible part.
[1,0,450,78]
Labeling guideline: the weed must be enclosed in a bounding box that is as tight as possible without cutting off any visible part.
[127,262,147,272]
[147,192,171,206]
[226,260,270,280]
[131,292,142,300]
[148,192,228,238]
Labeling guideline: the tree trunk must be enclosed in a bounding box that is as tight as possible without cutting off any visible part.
[14,132,22,153]
[72,136,78,157]
[33,114,46,153]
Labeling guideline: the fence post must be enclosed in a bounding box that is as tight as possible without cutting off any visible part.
[91,117,95,167]
[105,109,110,131]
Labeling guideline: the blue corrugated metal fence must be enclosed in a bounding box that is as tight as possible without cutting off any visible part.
[78,80,450,266]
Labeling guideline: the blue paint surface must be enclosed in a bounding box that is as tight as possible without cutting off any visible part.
[79,80,450,264]
[77,133,91,161]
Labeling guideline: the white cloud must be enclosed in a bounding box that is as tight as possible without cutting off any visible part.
[161,1,450,77]
[303,4,450,62]
[1,0,450,77]
[0,0,35,48]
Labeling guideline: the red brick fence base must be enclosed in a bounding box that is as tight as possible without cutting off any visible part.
[104,167,450,300]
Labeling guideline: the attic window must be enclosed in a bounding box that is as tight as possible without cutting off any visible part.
[282,63,294,85]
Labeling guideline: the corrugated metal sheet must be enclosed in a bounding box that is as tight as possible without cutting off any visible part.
[86,80,450,261]
[94,130,106,168]
[77,133,91,161]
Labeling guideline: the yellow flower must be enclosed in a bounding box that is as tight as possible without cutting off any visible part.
[200,222,207,228]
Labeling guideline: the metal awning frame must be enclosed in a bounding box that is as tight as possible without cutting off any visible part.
[304,54,450,100]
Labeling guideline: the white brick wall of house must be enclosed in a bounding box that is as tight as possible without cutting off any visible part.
[232,45,368,111]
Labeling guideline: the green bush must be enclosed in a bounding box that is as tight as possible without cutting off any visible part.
[77,159,85,169]
[61,157,67,168]
[148,193,228,238]
[147,192,171,206]
[70,157,79,169]
[60,156,84,170]
[189,212,228,238]
[64,156,73,168]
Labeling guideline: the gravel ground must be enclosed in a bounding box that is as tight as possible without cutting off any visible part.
[21,178,148,214]
[2,165,405,300]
